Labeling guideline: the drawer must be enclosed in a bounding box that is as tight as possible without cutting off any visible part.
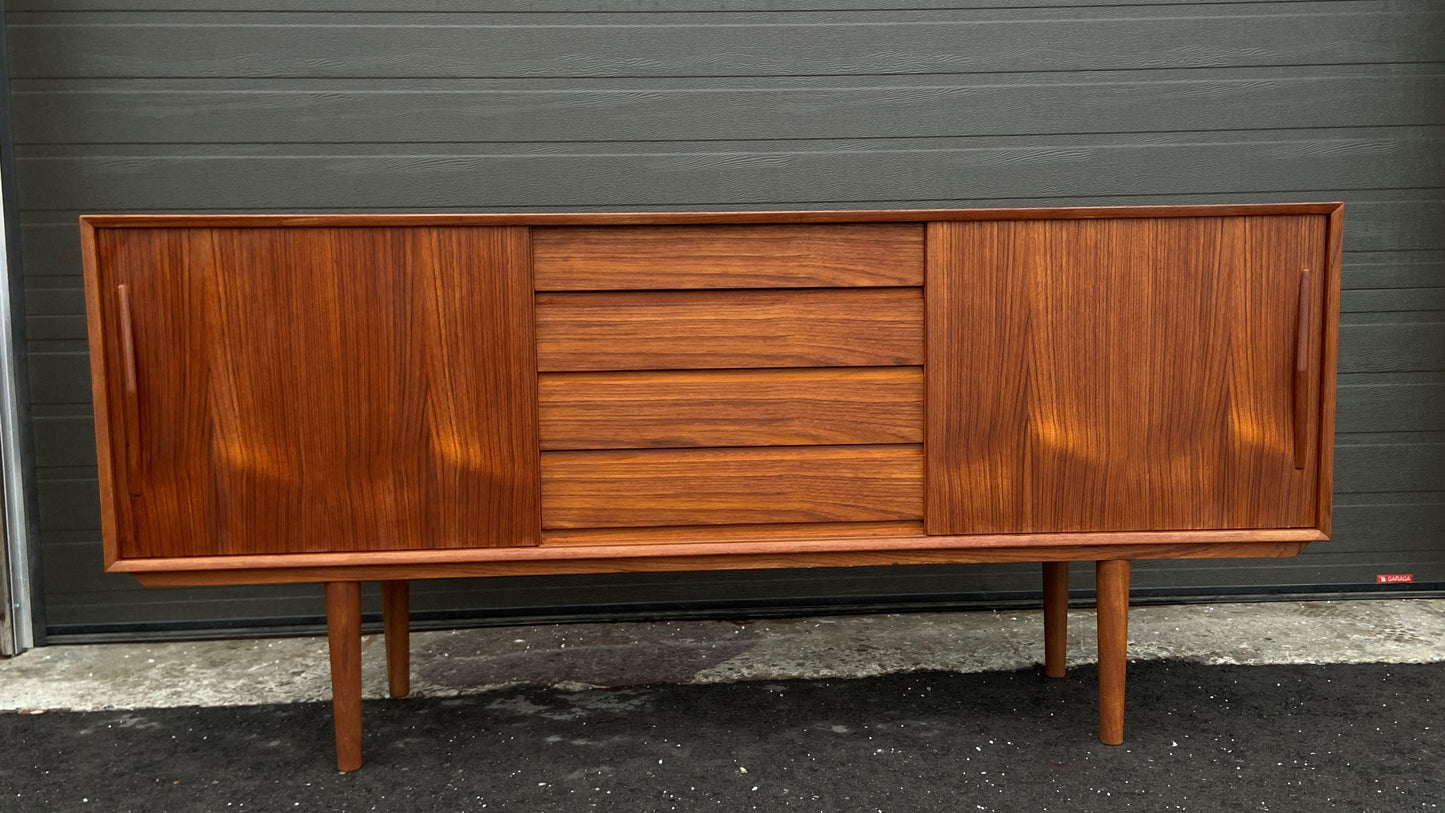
[533,223,924,290]
[536,288,923,371]
[539,367,923,450]
[541,445,923,529]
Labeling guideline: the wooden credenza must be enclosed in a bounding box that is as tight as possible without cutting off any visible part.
[81,204,1343,771]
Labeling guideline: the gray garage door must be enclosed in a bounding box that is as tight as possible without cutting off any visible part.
[6,0,1443,642]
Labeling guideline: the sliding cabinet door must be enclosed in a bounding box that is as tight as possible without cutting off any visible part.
[927,215,1329,535]
[86,225,539,559]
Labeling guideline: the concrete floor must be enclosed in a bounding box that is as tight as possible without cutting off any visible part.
[2,598,1442,712]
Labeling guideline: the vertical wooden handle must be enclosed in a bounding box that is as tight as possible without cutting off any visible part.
[1293,269,1312,470]
[118,284,142,493]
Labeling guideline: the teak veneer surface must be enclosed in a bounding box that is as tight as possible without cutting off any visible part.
[1096,560,1130,745]
[532,223,924,290]
[538,367,924,450]
[1314,206,1345,535]
[85,226,541,560]
[540,445,924,529]
[535,288,924,371]
[927,215,1327,535]
[80,203,1342,230]
[79,203,1341,577]
[110,527,1322,573]
[123,540,1313,587]
[325,582,363,773]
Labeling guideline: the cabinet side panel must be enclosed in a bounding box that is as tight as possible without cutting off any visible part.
[80,220,120,567]
[1316,206,1344,536]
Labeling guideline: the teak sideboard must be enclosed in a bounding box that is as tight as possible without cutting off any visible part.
[81,204,1343,771]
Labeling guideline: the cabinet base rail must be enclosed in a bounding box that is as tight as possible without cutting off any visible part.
[322,559,1131,773]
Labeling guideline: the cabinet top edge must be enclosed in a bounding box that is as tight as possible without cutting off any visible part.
[79,203,1343,229]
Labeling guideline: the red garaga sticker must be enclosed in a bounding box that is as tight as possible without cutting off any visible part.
[1376,574,1414,584]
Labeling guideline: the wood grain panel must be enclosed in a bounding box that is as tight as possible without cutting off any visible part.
[124,540,1313,587]
[78,219,118,558]
[1316,205,1345,534]
[541,521,924,547]
[87,225,540,558]
[538,367,923,449]
[541,445,922,529]
[118,372,1445,473]
[926,215,1328,535]
[533,224,923,290]
[112,529,1322,576]
[536,289,923,371]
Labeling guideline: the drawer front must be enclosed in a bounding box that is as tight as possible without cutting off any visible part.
[536,288,923,371]
[541,445,923,529]
[533,223,924,290]
[539,367,924,450]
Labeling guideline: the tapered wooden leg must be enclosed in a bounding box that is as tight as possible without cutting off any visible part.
[1043,561,1069,678]
[381,580,410,699]
[325,581,363,772]
[1095,559,1130,746]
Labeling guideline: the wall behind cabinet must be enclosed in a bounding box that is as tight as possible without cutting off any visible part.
[5,0,1444,640]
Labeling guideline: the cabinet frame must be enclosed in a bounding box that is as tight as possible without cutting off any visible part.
[82,203,1343,584]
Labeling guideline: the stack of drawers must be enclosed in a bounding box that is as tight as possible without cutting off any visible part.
[532,224,928,542]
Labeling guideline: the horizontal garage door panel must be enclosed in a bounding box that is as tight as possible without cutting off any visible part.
[9,0,1442,639]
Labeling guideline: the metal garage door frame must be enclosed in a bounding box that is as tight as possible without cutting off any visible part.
[0,3,37,654]
[0,166,33,655]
